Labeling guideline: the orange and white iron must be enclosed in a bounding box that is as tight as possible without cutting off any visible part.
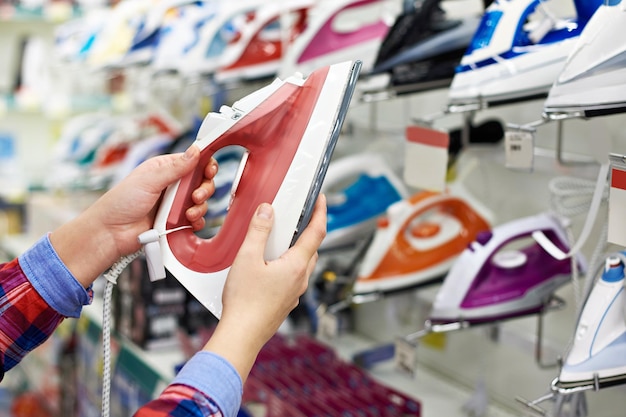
[353,184,493,295]
[141,60,362,318]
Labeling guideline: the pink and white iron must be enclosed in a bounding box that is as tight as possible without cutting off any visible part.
[352,184,493,295]
[142,61,362,318]
[429,212,586,325]
[278,0,398,78]
[215,0,315,84]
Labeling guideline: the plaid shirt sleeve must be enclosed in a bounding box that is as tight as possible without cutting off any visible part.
[1,235,243,417]
[0,234,92,377]
[135,351,243,417]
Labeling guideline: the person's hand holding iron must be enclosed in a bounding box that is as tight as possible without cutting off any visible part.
[204,194,327,382]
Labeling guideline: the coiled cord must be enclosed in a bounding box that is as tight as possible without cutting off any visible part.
[101,250,142,417]
[548,175,608,218]
[547,171,609,312]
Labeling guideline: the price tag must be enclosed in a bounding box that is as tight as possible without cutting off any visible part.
[608,154,626,247]
[316,311,339,341]
[393,337,417,377]
[420,331,447,351]
[504,129,534,171]
[404,125,449,192]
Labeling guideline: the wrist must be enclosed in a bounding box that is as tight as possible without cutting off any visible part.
[202,318,265,382]
[49,210,118,288]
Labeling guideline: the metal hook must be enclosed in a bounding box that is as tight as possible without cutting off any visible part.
[515,392,554,416]
[535,295,566,369]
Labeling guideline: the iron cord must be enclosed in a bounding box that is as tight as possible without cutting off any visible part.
[101,250,143,417]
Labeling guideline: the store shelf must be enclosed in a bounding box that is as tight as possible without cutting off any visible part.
[0,93,113,119]
[0,3,82,24]
[0,233,515,417]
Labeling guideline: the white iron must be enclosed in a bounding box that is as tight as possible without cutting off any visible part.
[553,252,626,392]
[144,61,362,318]
[544,0,626,119]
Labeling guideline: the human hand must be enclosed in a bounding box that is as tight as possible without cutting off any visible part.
[88,145,217,256]
[50,145,218,287]
[203,195,327,381]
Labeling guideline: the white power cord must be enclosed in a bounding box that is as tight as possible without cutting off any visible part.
[99,224,190,416]
[101,250,142,417]
[547,170,609,313]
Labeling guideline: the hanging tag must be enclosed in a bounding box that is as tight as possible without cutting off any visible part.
[393,337,417,377]
[608,154,626,247]
[404,125,449,192]
[504,127,534,171]
[316,311,339,342]
[420,331,447,351]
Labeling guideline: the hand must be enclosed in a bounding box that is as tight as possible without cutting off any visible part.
[87,145,217,256]
[50,145,218,288]
[203,195,327,381]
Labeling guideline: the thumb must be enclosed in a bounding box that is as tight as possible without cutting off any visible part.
[238,203,274,258]
[137,145,200,192]
[165,145,201,183]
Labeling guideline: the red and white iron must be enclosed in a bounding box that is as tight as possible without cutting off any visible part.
[141,60,362,318]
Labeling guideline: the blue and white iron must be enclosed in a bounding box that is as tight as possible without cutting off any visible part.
[447,0,602,108]
[54,9,110,63]
[122,0,209,66]
[320,152,409,252]
[142,61,362,318]
[278,0,399,78]
[552,252,626,392]
[123,0,219,70]
[543,0,626,119]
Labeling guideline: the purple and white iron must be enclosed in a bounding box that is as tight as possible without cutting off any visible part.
[429,212,586,325]
[278,0,398,78]
[141,61,362,318]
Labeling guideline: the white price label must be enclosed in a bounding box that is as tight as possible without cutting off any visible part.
[505,129,534,171]
[394,337,417,377]
[316,312,339,341]
[608,164,626,247]
[404,125,449,192]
